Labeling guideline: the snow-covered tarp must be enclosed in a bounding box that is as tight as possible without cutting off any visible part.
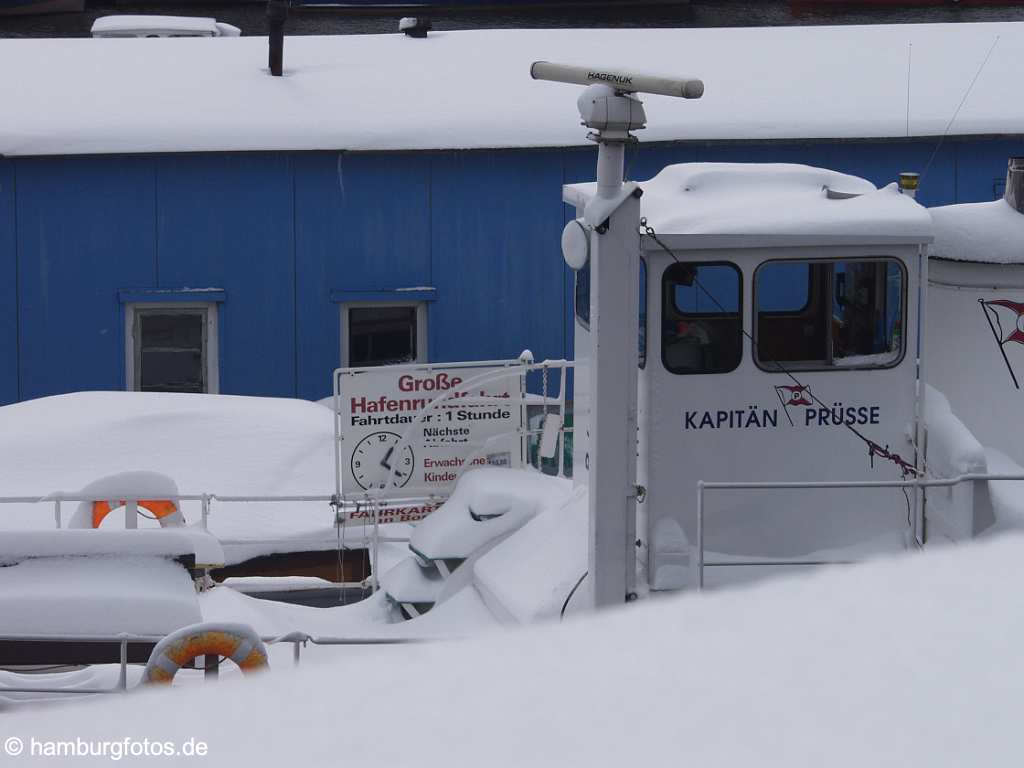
[6,534,1024,765]
[0,555,200,636]
[0,392,409,562]
[1,22,1023,156]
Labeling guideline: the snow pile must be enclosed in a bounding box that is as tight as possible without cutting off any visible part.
[922,385,987,479]
[930,199,1024,264]
[0,556,200,636]
[1,22,1023,156]
[408,467,572,560]
[0,392,354,559]
[7,535,1024,765]
[0,392,333,498]
[981,448,1024,534]
[472,485,588,624]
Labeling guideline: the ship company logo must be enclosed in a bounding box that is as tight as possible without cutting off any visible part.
[979,298,1024,389]
[775,384,814,426]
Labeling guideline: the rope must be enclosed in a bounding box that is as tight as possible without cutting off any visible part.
[640,219,918,479]
[560,570,588,621]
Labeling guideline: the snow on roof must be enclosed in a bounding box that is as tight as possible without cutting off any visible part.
[568,163,933,241]
[2,21,1023,156]
[929,199,1024,264]
[7,534,1024,764]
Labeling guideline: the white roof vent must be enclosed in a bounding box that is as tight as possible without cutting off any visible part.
[91,15,241,38]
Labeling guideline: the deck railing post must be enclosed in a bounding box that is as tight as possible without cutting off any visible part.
[204,653,219,681]
[118,641,128,691]
[696,481,705,591]
[54,498,61,529]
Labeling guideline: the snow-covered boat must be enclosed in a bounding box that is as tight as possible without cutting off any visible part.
[2,62,1024,705]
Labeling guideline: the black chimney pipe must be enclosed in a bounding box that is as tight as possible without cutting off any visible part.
[267,0,289,77]
[1006,157,1024,215]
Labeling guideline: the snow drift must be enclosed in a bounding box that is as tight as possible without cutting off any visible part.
[5,535,1024,766]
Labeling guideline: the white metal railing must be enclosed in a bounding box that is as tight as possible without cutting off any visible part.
[695,472,1024,589]
[378,358,575,494]
[0,631,431,697]
[0,493,413,538]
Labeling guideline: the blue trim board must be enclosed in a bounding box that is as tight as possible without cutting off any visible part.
[330,289,437,303]
[118,289,227,304]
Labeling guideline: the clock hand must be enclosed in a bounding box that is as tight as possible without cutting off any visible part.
[380,448,407,479]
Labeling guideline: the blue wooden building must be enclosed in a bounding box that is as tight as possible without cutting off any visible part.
[1,23,1022,405]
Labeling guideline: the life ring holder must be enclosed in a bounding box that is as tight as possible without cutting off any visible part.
[91,499,184,529]
[142,623,269,685]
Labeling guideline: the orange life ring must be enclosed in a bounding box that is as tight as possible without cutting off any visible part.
[143,623,269,685]
[91,499,180,528]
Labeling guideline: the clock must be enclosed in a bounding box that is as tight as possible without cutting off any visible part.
[350,431,415,491]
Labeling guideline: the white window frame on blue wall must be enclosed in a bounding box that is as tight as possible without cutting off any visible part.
[124,302,220,394]
[340,300,428,368]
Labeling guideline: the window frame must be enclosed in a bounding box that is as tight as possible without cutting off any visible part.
[661,260,744,376]
[125,302,219,394]
[340,301,428,368]
[752,255,908,374]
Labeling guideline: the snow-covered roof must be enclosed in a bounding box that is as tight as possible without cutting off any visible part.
[929,199,1024,264]
[2,21,1023,157]
[568,163,933,243]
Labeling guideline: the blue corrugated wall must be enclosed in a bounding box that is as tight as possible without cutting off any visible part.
[1,137,1021,405]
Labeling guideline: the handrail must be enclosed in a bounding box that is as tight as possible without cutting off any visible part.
[695,472,1024,589]
[0,631,432,697]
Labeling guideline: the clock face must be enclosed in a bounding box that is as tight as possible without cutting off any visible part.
[350,431,415,491]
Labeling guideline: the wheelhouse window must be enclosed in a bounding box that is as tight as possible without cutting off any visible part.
[128,306,216,393]
[574,261,590,329]
[344,303,425,367]
[662,262,743,375]
[754,258,905,371]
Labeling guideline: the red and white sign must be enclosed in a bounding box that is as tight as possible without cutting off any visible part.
[335,363,524,503]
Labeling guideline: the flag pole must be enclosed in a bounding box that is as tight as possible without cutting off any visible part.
[980,299,1020,390]
[774,386,795,426]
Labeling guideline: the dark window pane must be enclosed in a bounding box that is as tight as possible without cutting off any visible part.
[574,262,590,328]
[349,306,417,367]
[673,264,740,315]
[140,350,203,393]
[755,259,904,370]
[137,312,205,393]
[662,262,742,375]
[757,262,811,313]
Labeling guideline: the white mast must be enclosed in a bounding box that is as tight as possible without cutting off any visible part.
[531,63,704,607]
